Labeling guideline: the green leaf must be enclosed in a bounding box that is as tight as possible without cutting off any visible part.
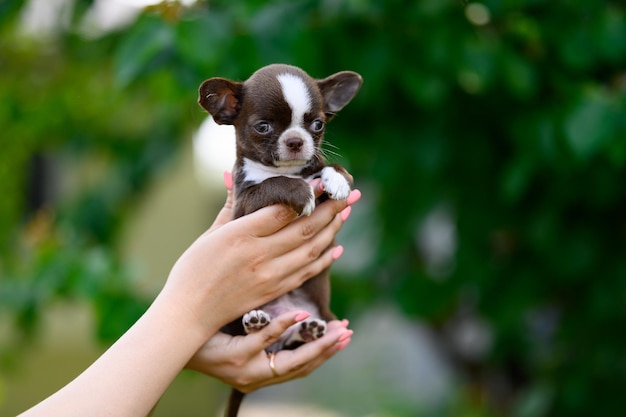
[594,6,626,63]
[563,90,615,160]
[501,50,537,99]
[113,16,174,87]
[502,157,533,203]
[175,12,232,71]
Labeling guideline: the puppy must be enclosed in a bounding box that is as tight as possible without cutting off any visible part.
[198,64,362,417]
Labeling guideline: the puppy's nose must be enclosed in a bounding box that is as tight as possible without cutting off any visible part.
[286,137,304,152]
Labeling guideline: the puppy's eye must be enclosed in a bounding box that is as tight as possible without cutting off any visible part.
[253,122,272,134]
[310,119,325,132]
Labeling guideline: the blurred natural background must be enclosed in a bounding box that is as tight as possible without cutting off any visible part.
[2,0,626,416]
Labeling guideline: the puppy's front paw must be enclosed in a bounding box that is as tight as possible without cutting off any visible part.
[321,167,351,200]
[243,310,271,334]
[301,186,316,216]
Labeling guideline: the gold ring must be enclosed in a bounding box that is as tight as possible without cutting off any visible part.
[268,352,279,377]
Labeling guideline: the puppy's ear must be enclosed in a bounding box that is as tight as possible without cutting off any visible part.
[198,78,243,125]
[317,71,362,119]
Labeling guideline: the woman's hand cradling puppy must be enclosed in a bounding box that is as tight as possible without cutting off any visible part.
[186,310,353,393]
[17,171,361,417]
[160,171,361,338]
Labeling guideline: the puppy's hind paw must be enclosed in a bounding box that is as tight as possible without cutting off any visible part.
[243,310,271,334]
[299,318,327,342]
[283,318,327,348]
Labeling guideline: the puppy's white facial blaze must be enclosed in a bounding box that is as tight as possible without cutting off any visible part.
[276,73,316,164]
[277,73,312,126]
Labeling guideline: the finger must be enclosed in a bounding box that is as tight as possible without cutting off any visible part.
[346,188,362,206]
[233,203,299,238]
[261,190,362,283]
[259,197,348,259]
[238,321,351,391]
[234,188,361,244]
[259,188,361,242]
[287,327,353,377]
[309,178,324,198]
[263,227,345,295]
[207,172,235,232]
[208,190,234,231]
[278,188,361,244]
[270,325,353,380]
[224,170,234,191]
[243,311,311,357]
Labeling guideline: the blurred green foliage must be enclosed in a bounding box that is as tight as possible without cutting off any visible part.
[1,0,626,416]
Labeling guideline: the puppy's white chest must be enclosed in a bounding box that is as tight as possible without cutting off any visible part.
[242,158,312,184]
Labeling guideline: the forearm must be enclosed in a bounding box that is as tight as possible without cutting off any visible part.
[19,293,216,417]
[18,187,358,416]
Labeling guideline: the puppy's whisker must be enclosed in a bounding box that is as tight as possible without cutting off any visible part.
[318,142,343,161]
[323,141,340,150]
[319,148,341,160]
[321,144,341,155]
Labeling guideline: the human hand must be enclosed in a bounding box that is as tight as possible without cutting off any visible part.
[160,172,361,337]
[186,310,352,392]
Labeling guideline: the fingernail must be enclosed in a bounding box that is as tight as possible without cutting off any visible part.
[309,178,322,190]
[332,245,344,260]
[223,171,233,190]
[340,206,352,222]
[337,338,351,351]
[309,178,322,191]
[347,189,361,206]
[341,319,350,327]
[294,311,311,322]
[338,330,353,343]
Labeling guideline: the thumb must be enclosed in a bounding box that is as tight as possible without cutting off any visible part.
[207,171,235,232]
[237,203,298,237]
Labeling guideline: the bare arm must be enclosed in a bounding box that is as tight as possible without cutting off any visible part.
[19,174,361,417]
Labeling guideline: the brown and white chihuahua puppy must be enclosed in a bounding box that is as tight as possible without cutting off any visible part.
[198,64,362,417]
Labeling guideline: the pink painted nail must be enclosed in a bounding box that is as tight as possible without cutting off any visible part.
[309,178,322,192]
[338,330,354,343]
[332,245,344,260]
[337,338,351,351]
[294,311,311,322]
[347,189,361,206]
[223,171,233,190]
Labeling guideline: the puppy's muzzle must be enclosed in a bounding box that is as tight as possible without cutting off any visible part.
[286,137,304,152]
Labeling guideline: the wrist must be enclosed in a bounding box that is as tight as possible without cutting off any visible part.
[151,290,221,347]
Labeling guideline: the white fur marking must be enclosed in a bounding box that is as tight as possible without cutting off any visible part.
[242,158,305,184]
[242,158,316,215]
[277,73,311,127]
[242,310,271,334]
[301,186,316,216]
[321,166,351,199]
[277,126,315,162]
